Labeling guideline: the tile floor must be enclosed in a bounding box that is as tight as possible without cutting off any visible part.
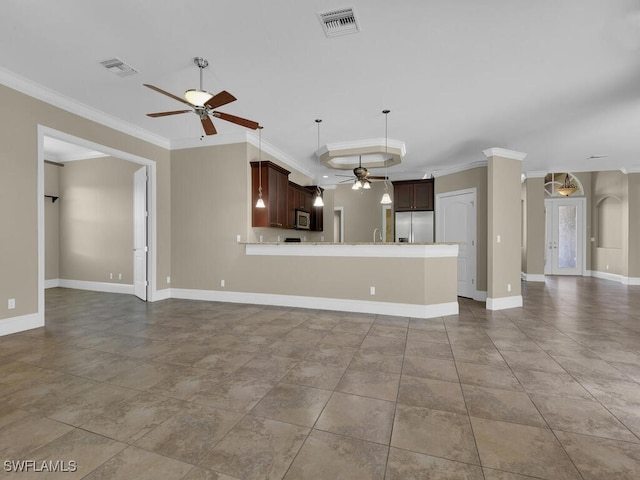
[1,277,640,479]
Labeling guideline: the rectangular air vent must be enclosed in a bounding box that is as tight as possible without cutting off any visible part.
[100,58,138,77]
[318,7,360,37]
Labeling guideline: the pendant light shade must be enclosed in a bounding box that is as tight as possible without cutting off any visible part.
[184,89,213,107]
[256,126,265,208]
[380,192,392,204]
[556,173,578,196]
[313,193,324,207]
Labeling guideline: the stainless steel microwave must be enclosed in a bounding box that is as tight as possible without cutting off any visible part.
[295,209,310,230]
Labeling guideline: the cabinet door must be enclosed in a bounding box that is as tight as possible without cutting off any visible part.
[394,183,414,211]
[413,182,433,210]
[275,171,288,227]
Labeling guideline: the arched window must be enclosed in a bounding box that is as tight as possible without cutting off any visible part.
[544,172,584,197]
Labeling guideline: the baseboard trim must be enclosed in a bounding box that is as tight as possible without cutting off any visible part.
[151,288,172,301]
[0,312,44,336]
[170,288,459,319]
[521,273,545,282]
[473,290,487,302]
[588,271,624,284]
[486,295,523,310]
[623,277,640,286]
[45,278,60,289]
[58,279,134,295]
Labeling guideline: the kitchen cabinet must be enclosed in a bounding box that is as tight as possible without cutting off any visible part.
[287,182,312,228]
[251,161,290,228]
[392,179,434,211]
[305,186,324,232]
[250,161,323,230]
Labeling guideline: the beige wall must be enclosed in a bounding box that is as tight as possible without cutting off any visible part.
[169,143,457,308]
[333,182,391,243]
[626,173,640,278]
[44,163,60,280]
[487,156,522,299]
[522,177,545,276]
[58,157,139,284]
[592,171,624,276]
[434,167,488,292]
[0,84,170,321]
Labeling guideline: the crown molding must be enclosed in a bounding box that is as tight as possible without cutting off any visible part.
[246,131,314,178]
[432,160,488,178]
[320,138,407,158]
[0,66,170,150]
[483,147,527,161]
[523,171,547,178]
[621,167,640,174]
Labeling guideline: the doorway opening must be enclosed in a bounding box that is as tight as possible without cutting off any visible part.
[333,207,344,242]
[38,126,158,324]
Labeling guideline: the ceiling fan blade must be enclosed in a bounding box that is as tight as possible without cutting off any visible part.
[146,110,192,117]
[339,179,354,183]
[201,116,217,135]
[335,174,355,178]
[143,84,193,106]
[204,90,237,109]
[212,111,259,130]
[367,176,388,180]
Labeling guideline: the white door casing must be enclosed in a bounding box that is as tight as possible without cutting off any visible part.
[133,166,148,301]
[436,189,477,299]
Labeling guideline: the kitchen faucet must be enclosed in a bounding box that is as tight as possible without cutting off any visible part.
[373,228,382,243]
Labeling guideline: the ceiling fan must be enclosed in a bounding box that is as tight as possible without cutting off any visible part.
[143,57,259,136]
[336,155,388,189]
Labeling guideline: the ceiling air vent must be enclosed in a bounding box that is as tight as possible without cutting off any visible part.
[318,7,360,38]
[100,58,138,77]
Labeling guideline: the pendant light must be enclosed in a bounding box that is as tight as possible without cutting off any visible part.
[556,172,578,196]
[313,119,325,207]
[380,109,392,205]
[255,126,265,208]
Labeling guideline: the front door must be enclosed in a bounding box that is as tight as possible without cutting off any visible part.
[436,189,476,299]
[545,197,585,275]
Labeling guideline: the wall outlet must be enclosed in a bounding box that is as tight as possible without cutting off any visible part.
[118,273,122,280]
[221,279,225,288]
[8,298,15,310]
[110,273,113,279]
[236,234,241,243]
[370,286,376,295]
[259,235,263,243]
[606,264,609,271]
[320,236,324,241]
[497,234,501,244]
[507,283,512,292]
[166,276,171,284]
[277,235,281,242]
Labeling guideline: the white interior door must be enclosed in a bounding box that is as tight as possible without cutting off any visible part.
[545,198,585,275]
[133,166,148,301]
[436,189,476,299]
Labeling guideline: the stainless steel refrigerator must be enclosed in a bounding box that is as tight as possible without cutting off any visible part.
[395,211,434,243]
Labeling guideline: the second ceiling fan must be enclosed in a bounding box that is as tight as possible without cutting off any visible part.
[144,57,259,136]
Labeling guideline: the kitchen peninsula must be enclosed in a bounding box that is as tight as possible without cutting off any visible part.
[242,242,459,319]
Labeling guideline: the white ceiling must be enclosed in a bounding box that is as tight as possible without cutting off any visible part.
[3,0,640,183]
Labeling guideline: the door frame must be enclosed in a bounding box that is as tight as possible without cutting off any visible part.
[544,197,586,276]
[333,206,344,243]
[435,188,478,300]
[133,166,148,301]
[37,126,159,323]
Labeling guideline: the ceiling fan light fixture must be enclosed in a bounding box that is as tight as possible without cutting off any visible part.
[184,89,213,107]
[362,181,371,189]
[352,180,361,190]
